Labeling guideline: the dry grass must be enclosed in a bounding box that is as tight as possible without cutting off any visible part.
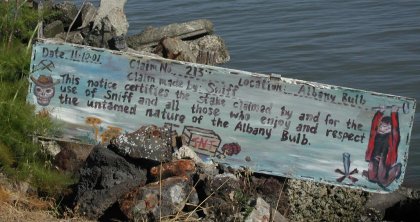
[0,202,58,222]
[0,177,93,222]
[0,183,56,221]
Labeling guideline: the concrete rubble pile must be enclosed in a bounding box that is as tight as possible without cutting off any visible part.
[42,0,230,65]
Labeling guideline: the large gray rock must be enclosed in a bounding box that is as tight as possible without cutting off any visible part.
[111,125,173,162]
[119,176,197,221]
[245,197,288,222]
[53,141,94,173]
[43,20,64,38]
[73,145,147,219]
[187,35,230,65]
[93,0,128,36]
[127,19,214,49]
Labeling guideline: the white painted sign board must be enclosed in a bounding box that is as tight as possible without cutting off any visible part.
[28,39,416,192]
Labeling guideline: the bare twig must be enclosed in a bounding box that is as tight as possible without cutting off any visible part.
[65,0,86,42]
[26,22,40,53]
[159,161,163,222]
[271,178,287,222]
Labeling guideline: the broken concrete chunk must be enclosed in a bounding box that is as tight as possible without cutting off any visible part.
[72,145,147,219]
[43,20,64,38]
[119,176,196,221]
[93,0,128,36]
[127,19,214,48]
[153,37,196,62]
[78,2,97,29]
[187,34,230,65]
[111,125,173,162]
[173,145,205,164]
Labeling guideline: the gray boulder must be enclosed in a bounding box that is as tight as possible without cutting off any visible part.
[111,125,173,162]
[53,141,94,173]
[127,19,214,49]
[187,35,230,65]
[72,145,147,219]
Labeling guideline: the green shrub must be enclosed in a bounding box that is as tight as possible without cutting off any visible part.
[0,0,74,197]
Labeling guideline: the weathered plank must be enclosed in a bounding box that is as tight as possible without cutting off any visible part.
[28,39,416,193]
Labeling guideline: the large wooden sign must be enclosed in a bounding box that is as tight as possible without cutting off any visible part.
[28,39,416,192]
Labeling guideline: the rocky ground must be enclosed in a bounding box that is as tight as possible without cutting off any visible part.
[34,124,420,222]
[3,1,419,221]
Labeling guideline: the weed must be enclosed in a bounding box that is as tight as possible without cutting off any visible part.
[234,189,253,218]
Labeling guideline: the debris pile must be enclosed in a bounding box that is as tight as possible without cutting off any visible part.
[42,0,229,65]
[63,125,289,221]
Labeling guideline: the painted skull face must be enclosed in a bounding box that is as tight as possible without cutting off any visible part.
[34,85,55,106]
[30,75,58,106]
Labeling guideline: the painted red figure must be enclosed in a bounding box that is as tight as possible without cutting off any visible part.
[363,106,402,188]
